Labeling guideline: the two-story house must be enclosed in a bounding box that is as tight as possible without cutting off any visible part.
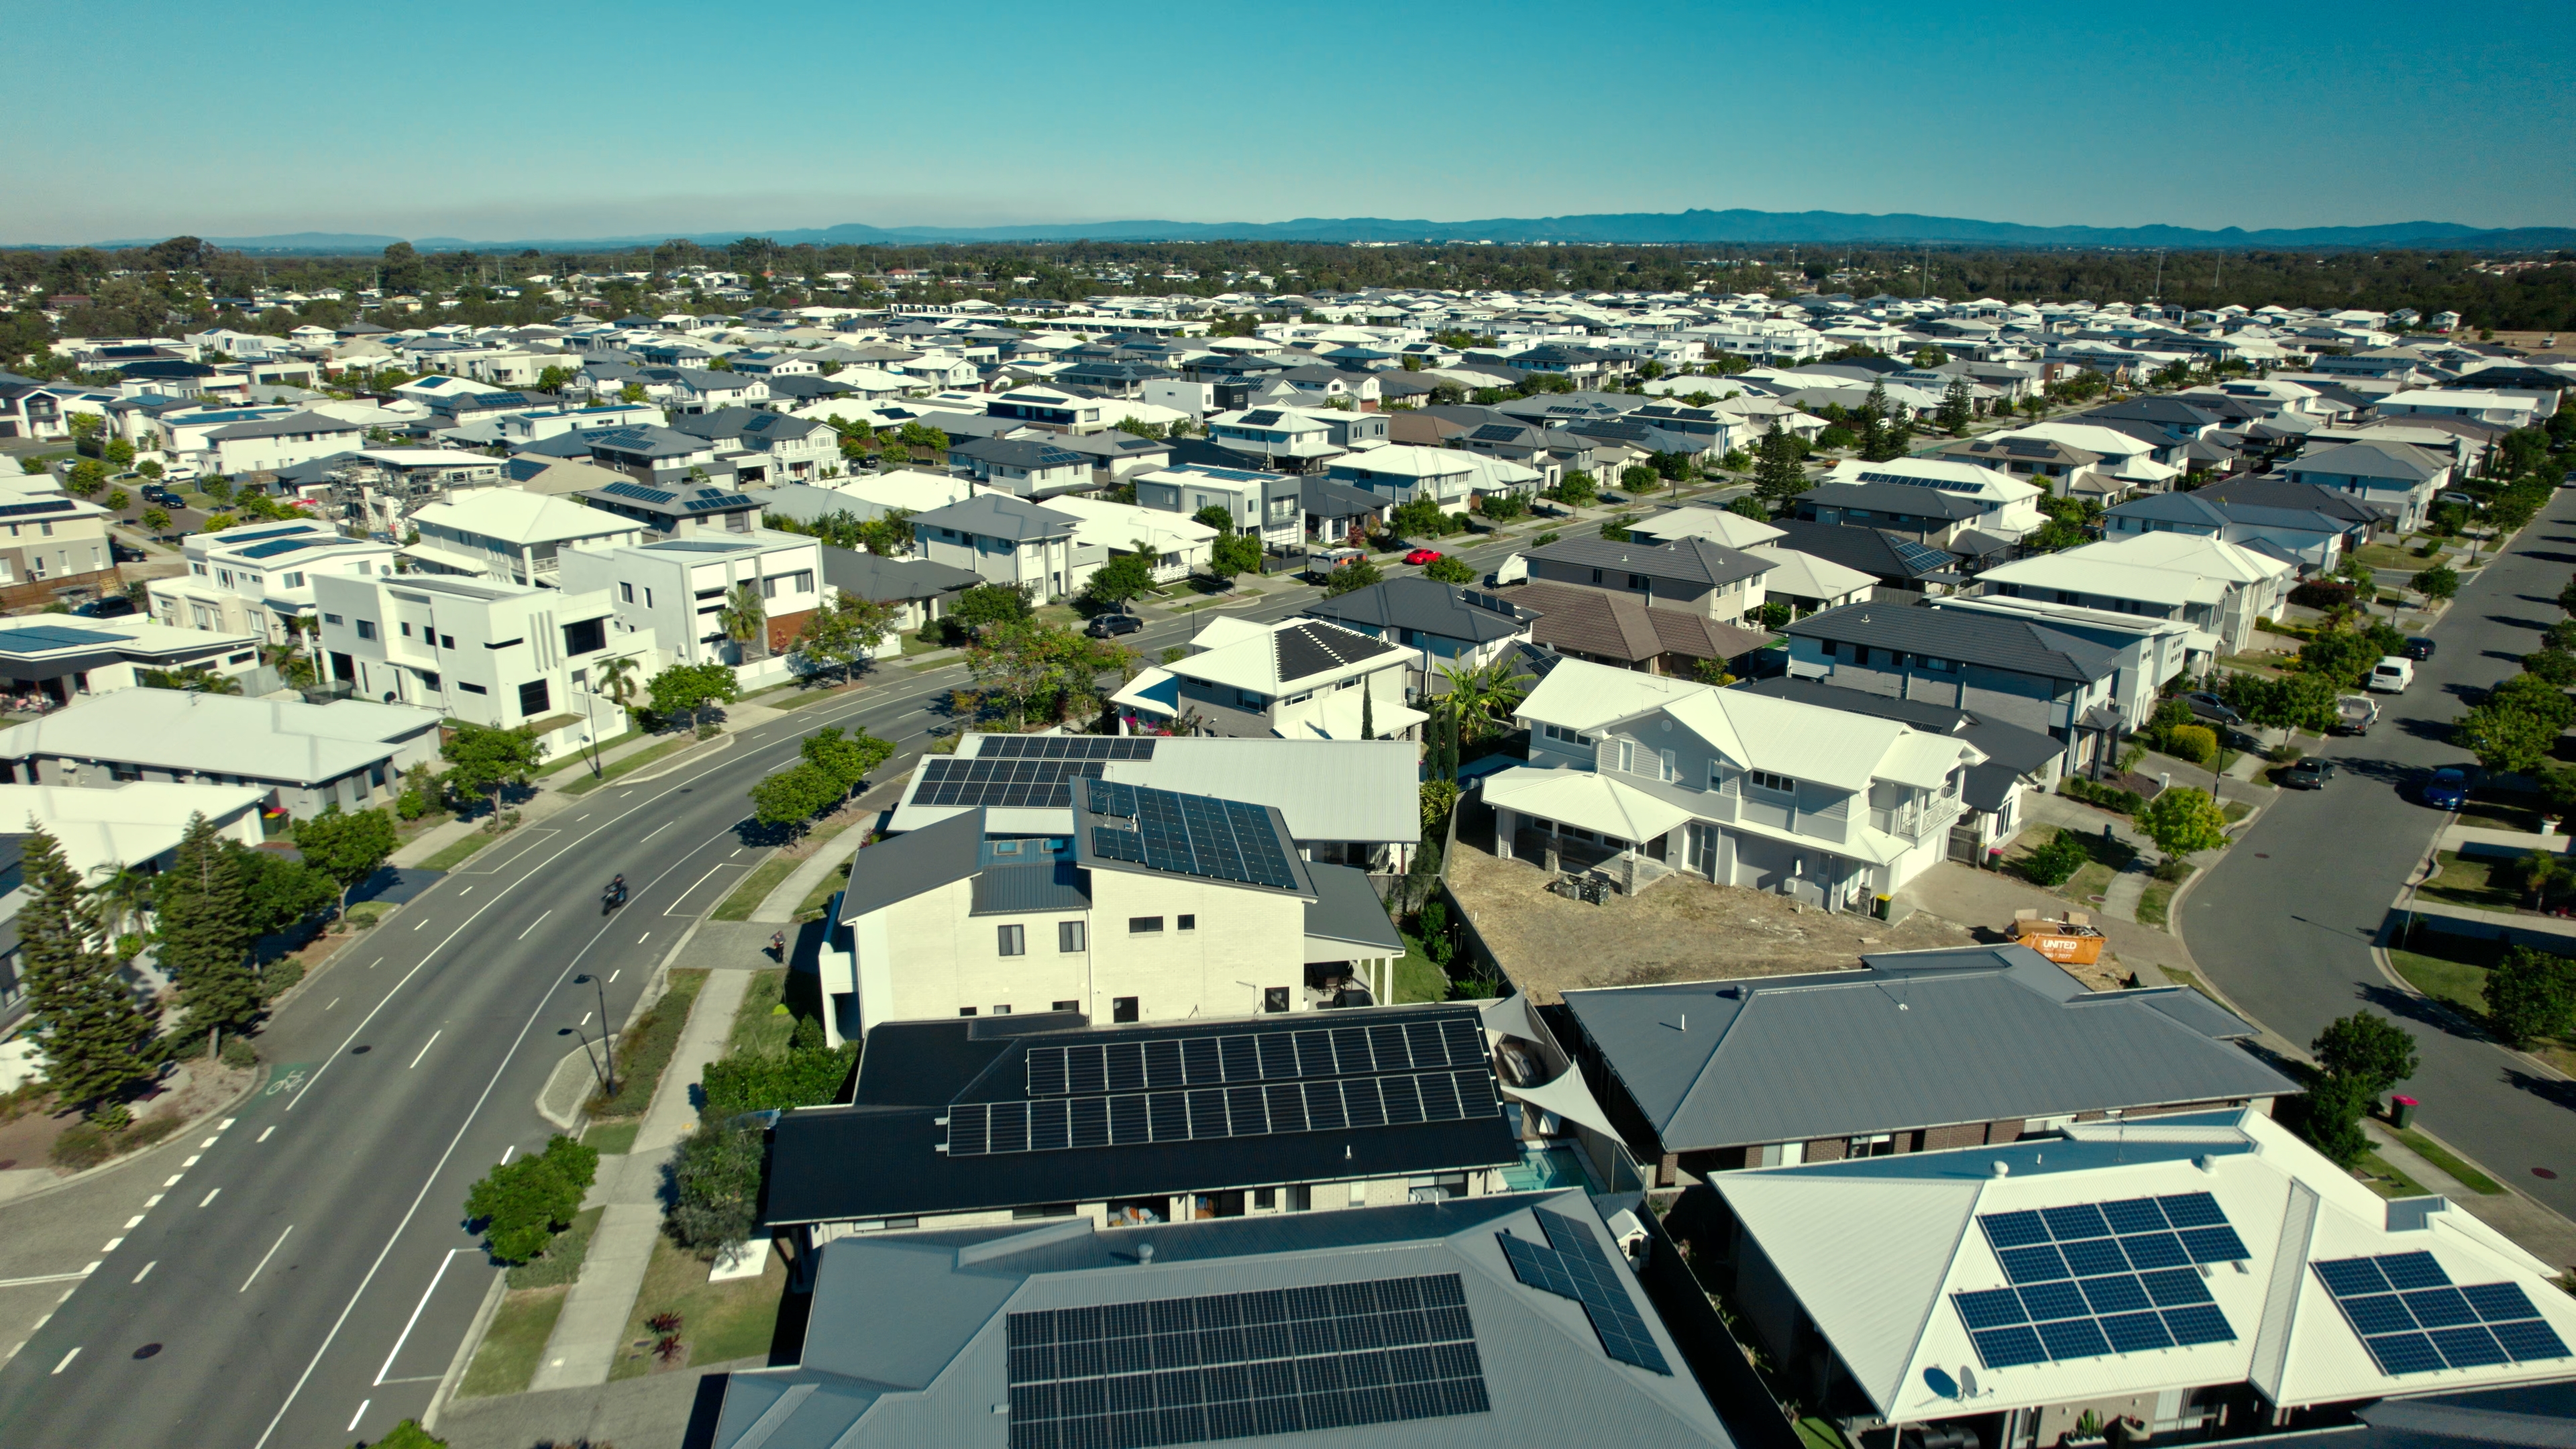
[555,530,826,666]
[945,436,1092,496]
[576,477,761,539]
[909,494,1093,600]
[1815,456,2045,540]
[151,519,398,644]
[1974,532,2293,659]
[1134,464,1304,553]
[2102,477,2377,572]
[1299,577,1535,692]
[402,488,645,586]
[1111,616,1426,741]
[203,410,368,476]
[2274,439,2451,531]
[1495,657,1986,908]
[1205,407,1343,471]
[0,488,121,609]
[1516,534,1774,626]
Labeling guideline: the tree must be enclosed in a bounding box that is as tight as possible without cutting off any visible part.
[1422,555,1474,584]
[1083,549,1156,610]
[1619,464,1658,496]
[1439,659,1529,742]
[66,459,105,496]
[750,762,844,841]
[232,845,338,941]
[292,806,398,910]
[645,660,741,733]
[2557,574,2576,616]
[2312,1010,2419,1097]
[1936,377,1973,435]
[2289,1071,2373,1169]
[1752,428,1808,504]
[790,595,894,685]
[2453,697,2565,775]
[948,582,1033,638]
[380,240,425,295]
[368,1421,449,1449]
[2136,786,2226,865]
[16,827,154,1112]
[2487,947,2576,1049]
[1389,496,1446,540]
[1191,504,1234,532]
[718,582,768,661]
[665,1122,765,1256]
[968,621,1107,727]
[1556,471,1597,509]
[2220,672,2342,733]
[160,812,258,1054]
[2410,564,2459,603]
[1726,495,1770,523]
[140,505,170,535]
[593,653,641,715]
[1599,514,1635,543]
[1209,531,1263,580]
[1322,558,1383,597]
[440,722,546,815]
[103,487,129,513]
[855,506,913,557]
[464,1134,597,1263]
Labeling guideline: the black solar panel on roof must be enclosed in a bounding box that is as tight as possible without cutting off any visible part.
[1890,537,1955,574]
[1084,782,1297,891]
[602,480,676,503]
[0,499,76,519]
[915,755,1109,808]
[1957,1196,2245,1372]
[1495,1208,1670,1375]
[2313,1253,2571,1377]
[1238,410,1283,425]
[980,735,1157,761]
[1469,424,1526,441]
[1003,1274,1489,1449]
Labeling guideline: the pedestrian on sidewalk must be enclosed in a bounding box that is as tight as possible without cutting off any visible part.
[771,929,787,962]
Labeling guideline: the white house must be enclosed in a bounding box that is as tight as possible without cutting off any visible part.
[909,494,1093,600]
[1818,456,2046,540]
[1039,493,1217,586]
[150,519,398,644]
[1110,616,1426,741]
[402,488,646,586]
[555,531,826,669]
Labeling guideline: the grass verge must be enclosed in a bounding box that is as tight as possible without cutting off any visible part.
[534,730,638,777]
[729,969,794,1057]
[2416,851,2519,910]
[607,1234,788,1381]
[2357,1149,2432,1201]
[793,862,851,922]
[561,736,702,796]
[710,855,797,923]
[586,969,709,1120]
[2137,879,2178,928]
[1394,930,1449,1004]
[2397,1128,2504,1195]
[507,1205,605,1289]
[584,1120,640,1155]
[421,832,498,872]
[458,1287,568,1398]
[2387,929,2576,1077]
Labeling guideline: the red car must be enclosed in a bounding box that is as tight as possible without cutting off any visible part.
[1403,548,1442,566]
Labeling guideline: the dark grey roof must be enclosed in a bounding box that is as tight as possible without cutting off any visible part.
[1273,620,1401,682]
[1784,596,2121,682]
[841,808,983,920]
[971,858,1091,915]
[1562,945,2295,1153]
[1793,481,1984,523]
[1303,863,1406,955]
[1735,675,2063,783]
[1765,519,1956,583]
[1299,475,1391,518]
[1521,535,1774,589]
[1299,577,1527,646]
[205,410,364,441]
[911,493,1079,542]
[581,424,713,460]
[2192,476,2379,526]
[950,435,1087,470]
[818,545,982,604]
[2282,439,2446,482]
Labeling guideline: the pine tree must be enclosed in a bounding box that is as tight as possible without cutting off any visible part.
[1937,376,1974,435]
[1360,684,1375,741]
[158,812,259,1053]
[17,826,154,1111]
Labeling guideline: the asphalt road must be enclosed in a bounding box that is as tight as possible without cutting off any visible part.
[2183,485,2576,1218]
[0,525,1531,1449]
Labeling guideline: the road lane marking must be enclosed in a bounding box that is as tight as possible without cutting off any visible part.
[164,1176,182,1187]
[368,957,382,969]
[579,1011,591,1027]
[123,1216,142,1230]
[518,910,553,940]
[374,1249,462,1385]
[407,1030,442,1069]
[346,1400,369,1432]
[200,1136,218,1148]
[198,1189,221,1208]
[413,918,428,930]
[182,1155,201,1167]
[131,1262,154,1284]
[637,932,650,944]
[101,1238,121,1252]
[50,1347,77,1375]
[220,1118,233,1129]
[288,1020,382,1112]
[640,820,673,841]
[327,997,340,1010]
[256,1126,274,1142]
[0,1271,91,1289]
[144,1194,162,1207]
[241,1226,292,1293]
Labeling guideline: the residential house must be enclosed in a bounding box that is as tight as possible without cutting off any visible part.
[1793,482,1990,546]
[203,410,368,476]
[1049,428,1172,488]
[1515,535,1773,627]
[948,436,1093,496]
[2103,479,2377,572]
[1497,657,1986,906]
[0,488,120,609]
[2375,388,2546,429]
[1042,494,1218,587]
[1735,674,2065,847]
[150,519,398,645]
[0,615,264,706]
[0,690,441,818]
[816,547,982,645]
[987,386,1113,434]
[2275,440,2451,531]
[1112,616,1426,741]
[576,425,731,489]
[555,531,826,667]
[1300,474,1395,547]
[672,407,841,484]
[313,572,647,755]
[1782,596,2127,773]
[712,1187,1728,1449]
[1816,457,2046,540]
[1205,407,1343,470]
[1300,577,1534,692]
[1921,594,2202,731]
[1135,464,1303,553]
[910,494,1093,600]
[1972,532,2292,658]
[401,488,644,586]
[1763,519,1962,596]
[576,476,762,538]
[814,789,1405,1040]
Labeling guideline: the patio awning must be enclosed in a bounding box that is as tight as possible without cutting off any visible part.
[1108,666,1181,716]
[1478,765,1693,845]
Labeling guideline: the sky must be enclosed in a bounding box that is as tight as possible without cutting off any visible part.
[8,0,2573,246]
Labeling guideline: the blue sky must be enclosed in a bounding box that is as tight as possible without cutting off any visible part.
[9,0,2571,244]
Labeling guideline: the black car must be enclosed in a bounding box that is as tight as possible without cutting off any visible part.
[140,485,179,506]
[2279,757,2336,790]
[1085,611,1143,639]
[2181,690,2242,726]
[71,595,138,619]
[2403,637,2436,661]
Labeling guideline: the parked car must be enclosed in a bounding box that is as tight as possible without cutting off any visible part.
[1402,548,1443,567]
[2331,695,2379,736]
[1303,546,1366,582]
[2402,637,2436,661]
[2368,656,2414,694]
[2421,767,2469,811]
[2279,757,2336,790]
[139,484,179,506]
[1084,610,1142,639]
[70,595,137,619]
[2181,691,2242,726]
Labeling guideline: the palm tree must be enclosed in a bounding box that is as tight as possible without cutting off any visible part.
[593,653,639,712]
[719,583,768,662]
[89,863,154,951]
[1438,658,1530,743]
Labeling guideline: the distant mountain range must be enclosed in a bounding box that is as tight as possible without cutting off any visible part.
[68,208,2576,254]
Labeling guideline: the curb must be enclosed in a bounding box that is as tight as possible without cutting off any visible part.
[0,1064,269,1212]
[423,1268,510,1430]
[591,733,736,790]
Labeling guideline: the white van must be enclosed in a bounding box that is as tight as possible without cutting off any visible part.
[2368,655,2414,694]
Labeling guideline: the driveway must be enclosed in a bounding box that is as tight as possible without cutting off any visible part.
[2181,484,2576,1222]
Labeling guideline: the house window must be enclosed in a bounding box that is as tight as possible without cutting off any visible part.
[1129,916,1163,934]
[760,575,778,600]
[1112,996,1139,1023]
[1057,921,1085,953]
[562,617,606,655]
[1590,568,1605,584]
[283,572,305,588]
[792,570,813,592]
[439,634,455,650]
[1748,769,1796,794]
[959,1006,977,1017]
[1263,987,1289,1014]
[1052,1000,1079,1012]
[518,680,551,716]
[323,613,343,626]
[1627,574,1649,590]
[1617,739,1635,773]
[620,582,634,603]
[458,681,488,694]
[997,924,1025,957]
[1660,748,1676,782]
[355,620,377,641]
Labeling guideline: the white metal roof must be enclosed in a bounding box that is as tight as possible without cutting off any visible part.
[1479,765,1696,844]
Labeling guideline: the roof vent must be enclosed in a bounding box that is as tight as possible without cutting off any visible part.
[1136,1242,1155,1267]
[1990,1162,2010,1177]
[2194,1155,2217,1174]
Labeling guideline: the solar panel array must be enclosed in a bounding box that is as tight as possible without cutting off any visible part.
[1953,1194,2249,1370]
[0,499,76,519]
[1083,781,1299,892]
[2314,1252,2571,1377]
[237,537,332,559]
[948,1017,1496,1158]
[981,736,1157,761]
[1890,537,1957,574]
[1496,1207,1670,1374]
[916,756,1108,810]
[601,480,676,504]
[1004,1275,1489,1449]
[1860,469,1984,494]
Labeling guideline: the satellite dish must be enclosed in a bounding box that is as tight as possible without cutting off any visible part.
[1921,1366,1959,1399]
[1960,1365,1980,1398]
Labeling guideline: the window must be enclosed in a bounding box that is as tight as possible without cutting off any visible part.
[282,572,304,588]
[355,619,377,641]
[419,669,440,690]
[1617,739,1635,773]
[792,570,813,593]
[992,1004,1012,1016]
[995,924,1025,956]
[518,680,551,716]
[760,574,778,600]
[1263,987,1289,1014]
[1177,914,1195,932]
[458,681,488,694]
[323,612,343,626]
[1659,748,1676,782]
[1541,722,1593,747]
[1129,916,1163,934]
[562,616,606,655]
[439,634,455,650]
[1589,567,1605,584]
[1110,996,1141,1024]
[1748,769,1796,794]
[619,582,634,603]
[1052,1000,1079,1012]
[1057,921,1085,953]
[959,1006,977,1017]
[1627,573,1649,590]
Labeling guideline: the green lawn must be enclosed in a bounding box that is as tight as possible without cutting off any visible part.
[2387,930,2576,1076]
[458,1287,568,1398]
[2222,801,2253,825]
[728,969,795,1059]
[793,859,852,922]
[507,1205,604,1289]
[607,1235,788,1381]
[587,969,709,1120]
[2138,879,2178,928]
[1393,930,1453,1003]
[2358,1150,2434,1201]
[2417,851,2520,910]
[583,1120,640,1155]
[2061,859,2116,904]
[533,729,638,777]
[2456,800,2545,834]
[2398,1128,2504,1195]
[710,855,798,922]
[421,832,498,872]
[561,735,704,795]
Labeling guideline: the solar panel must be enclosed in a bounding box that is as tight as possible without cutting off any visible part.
[1004,1274,1489,1449]
[915,755,1112,808]
[2312,1254,2572,1376]
[0,499,76,518]
[1955,1195,2246,1371]
[237,537,331,559]
[1082,781,1297,892]
[0,625,126,652]
[1493,1208,1670,1375]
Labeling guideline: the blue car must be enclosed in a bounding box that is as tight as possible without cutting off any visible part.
[2422,767,2469,812]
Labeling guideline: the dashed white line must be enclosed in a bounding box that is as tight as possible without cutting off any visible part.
[182,1155,201,1167]
[198,1189,221,1208]
[241,1226,292,1293]
[144,1194,162,1208]
[413,918,429,930]
[256,1125,275,1143]
[407,1031,442,1070]
[123,1216,142,1230]
[639,820,673,841]
[199,1136,219,1149]
[219,1118,234,1130]
[132,1261,154,1284]
[637,932,649,944]
[327,997,340,1010]
[518,910,553,940]
[101,1238,121,1252]
[50,1346,77,1375]
[163,1175,182,1188]
[345,1400,370,1433]
[460,886,473,896]
[607,969,619,983]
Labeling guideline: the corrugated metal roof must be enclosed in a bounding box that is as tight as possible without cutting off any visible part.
[1785,597,2121,683]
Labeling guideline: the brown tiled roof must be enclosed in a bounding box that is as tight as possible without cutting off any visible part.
[1516,582,1773,665]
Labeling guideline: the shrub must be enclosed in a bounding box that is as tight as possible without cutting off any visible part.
[220,1036,258,1069]
[464,1134,599,1263]
[2289,580,2357,610]
[2487,947,2576,1048]
[50,1122,112,1171]
[2062,777,2145,814]
[2285,1072,2373,1168]
[2018,828,2091,887]
[2163,723,2218,766]
[666,1122,764,1256]
[260,957,306,1000]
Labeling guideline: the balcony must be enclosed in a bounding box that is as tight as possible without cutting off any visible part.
[1870,794,1964,844]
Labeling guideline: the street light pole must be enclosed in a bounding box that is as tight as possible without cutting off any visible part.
[575,973,614,1093]
[557,1025,607,1096]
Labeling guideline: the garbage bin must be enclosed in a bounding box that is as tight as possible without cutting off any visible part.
[2390,1095,2419,1129]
